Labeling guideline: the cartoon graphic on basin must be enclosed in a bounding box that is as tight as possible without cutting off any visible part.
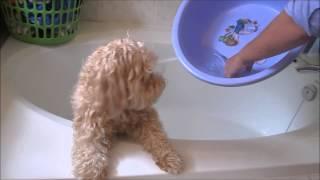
[219,18,259,46]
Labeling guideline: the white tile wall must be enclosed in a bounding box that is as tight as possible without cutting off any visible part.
[80,0,181,30]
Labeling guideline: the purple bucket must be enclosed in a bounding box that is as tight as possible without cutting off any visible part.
[172,0,301,86]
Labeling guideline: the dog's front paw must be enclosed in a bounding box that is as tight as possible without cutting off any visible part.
[155,151,183,175]
[72,152,109,180]
[73,163,108,180]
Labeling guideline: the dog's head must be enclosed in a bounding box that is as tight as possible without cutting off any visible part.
[86,38,165,115]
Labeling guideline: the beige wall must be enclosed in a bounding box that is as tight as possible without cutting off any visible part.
[80,0,181,30]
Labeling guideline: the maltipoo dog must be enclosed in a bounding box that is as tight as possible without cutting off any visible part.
[71,38,183,179]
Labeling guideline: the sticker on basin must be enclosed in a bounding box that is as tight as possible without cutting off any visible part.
[219,18,259,46]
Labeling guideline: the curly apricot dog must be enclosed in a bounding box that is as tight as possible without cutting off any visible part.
[71,38,183,179]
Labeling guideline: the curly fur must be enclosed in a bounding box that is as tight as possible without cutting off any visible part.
[71,38,183,179]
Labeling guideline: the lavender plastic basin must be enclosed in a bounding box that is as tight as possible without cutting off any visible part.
[172,0,299,86]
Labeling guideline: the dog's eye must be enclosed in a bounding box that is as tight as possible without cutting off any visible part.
[144,63,153,74]
[141,73,152,82]
[146,69,152,74]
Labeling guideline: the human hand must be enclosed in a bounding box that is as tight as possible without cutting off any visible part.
[224,54,254,78]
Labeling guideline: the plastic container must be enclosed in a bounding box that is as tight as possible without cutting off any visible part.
[0,0,82,45]
[172,0,301,86]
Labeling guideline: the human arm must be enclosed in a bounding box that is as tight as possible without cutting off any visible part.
[224,10,311,78]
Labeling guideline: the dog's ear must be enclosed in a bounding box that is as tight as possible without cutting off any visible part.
[77,46,128,118]
[98,57,128,118]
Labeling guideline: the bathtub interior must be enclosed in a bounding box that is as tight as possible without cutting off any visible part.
[5,41,319,140]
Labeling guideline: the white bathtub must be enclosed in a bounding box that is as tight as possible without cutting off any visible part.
[1,22,319,179]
